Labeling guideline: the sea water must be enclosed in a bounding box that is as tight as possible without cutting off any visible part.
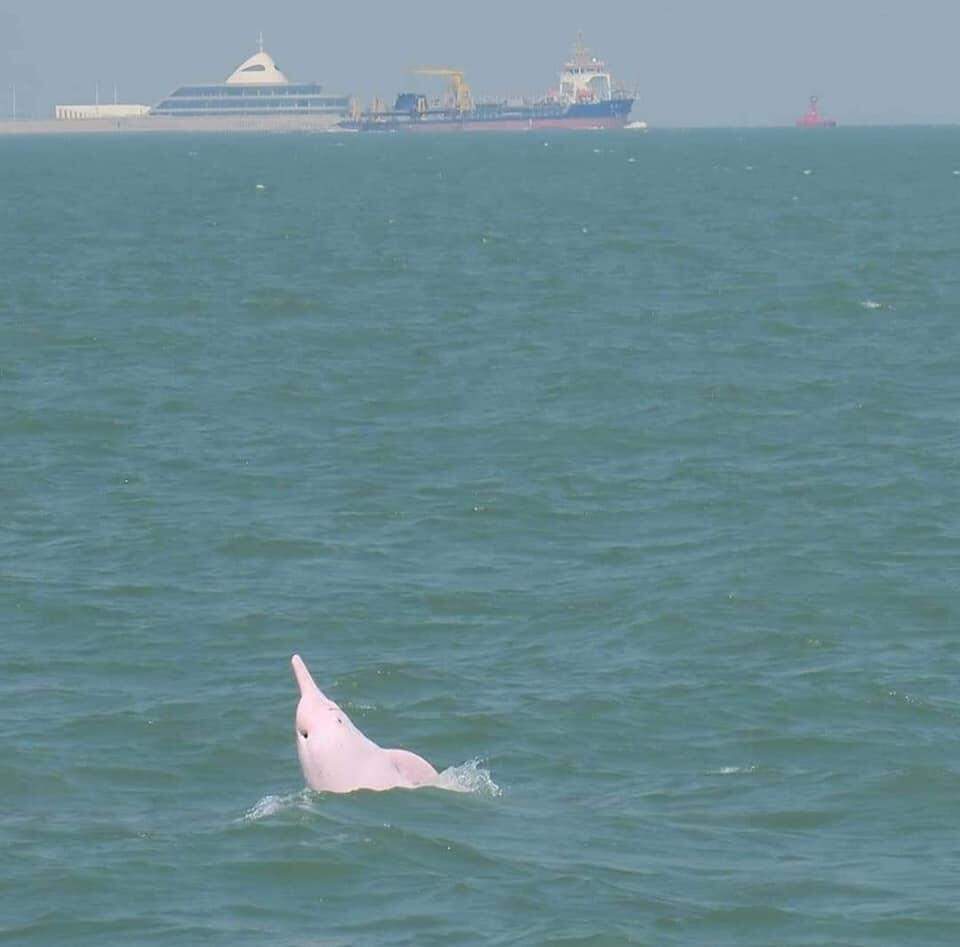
[2,128,959,945]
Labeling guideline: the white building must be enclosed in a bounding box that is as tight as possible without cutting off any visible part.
[150,41,351,118]
[55,104,151,121]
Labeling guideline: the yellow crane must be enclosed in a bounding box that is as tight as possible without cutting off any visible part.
[414,67,474,113]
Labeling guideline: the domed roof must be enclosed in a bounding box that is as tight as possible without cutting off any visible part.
[226,48,289,85]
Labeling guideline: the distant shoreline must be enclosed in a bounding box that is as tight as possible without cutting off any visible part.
[0,115,345,136]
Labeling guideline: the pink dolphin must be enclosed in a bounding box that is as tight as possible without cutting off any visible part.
[291,654,439,793]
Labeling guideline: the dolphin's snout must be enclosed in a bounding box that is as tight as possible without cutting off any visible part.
[291,653,320,698]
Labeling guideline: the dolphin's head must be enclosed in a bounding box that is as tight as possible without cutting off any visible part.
[291,654,364,790]
[291,653,343,735]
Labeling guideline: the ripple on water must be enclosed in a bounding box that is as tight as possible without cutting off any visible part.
[5,128,960,947]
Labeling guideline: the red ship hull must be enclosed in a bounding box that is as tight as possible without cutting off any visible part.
[393,115,627,133]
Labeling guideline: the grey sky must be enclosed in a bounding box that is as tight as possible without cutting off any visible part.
[2,1,959,125]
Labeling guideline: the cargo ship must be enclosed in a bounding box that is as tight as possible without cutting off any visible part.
[796,96,837,128]
[342,38,635,132]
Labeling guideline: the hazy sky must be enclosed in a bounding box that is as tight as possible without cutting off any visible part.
[2,1,959,125]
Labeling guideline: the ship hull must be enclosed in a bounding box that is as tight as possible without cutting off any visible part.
[344,98,635,133]
[399,115,628,133]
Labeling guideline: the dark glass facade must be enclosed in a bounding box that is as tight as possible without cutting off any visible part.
[152,83,351,117]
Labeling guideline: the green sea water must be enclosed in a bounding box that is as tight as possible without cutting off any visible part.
[2,128,959,945]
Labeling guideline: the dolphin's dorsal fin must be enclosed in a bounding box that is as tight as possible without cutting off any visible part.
[387,748,439,786]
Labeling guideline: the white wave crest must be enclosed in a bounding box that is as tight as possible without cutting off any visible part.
[434,759,502,797]
[711,764,758,776]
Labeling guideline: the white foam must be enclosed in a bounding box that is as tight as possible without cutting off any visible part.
[434,759,502,797]
[712,764,758,776]
[860,299,883,310]
[239,790,313,822]
[802,168,813,176]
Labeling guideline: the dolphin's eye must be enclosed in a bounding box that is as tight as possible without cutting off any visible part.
[300,729,308,739]
[337,717,343,724]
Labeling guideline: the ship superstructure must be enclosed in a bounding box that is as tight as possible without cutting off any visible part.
[556,37,617,106]
[344,37,636,132]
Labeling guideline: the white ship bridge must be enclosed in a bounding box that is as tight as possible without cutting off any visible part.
[557,37,617,105]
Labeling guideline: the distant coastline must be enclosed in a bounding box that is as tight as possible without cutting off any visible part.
[0,115,346,136]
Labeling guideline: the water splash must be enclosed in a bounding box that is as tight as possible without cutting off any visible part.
[434,759,502,797]
[240,762,500,820]
[239,789,315,822]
